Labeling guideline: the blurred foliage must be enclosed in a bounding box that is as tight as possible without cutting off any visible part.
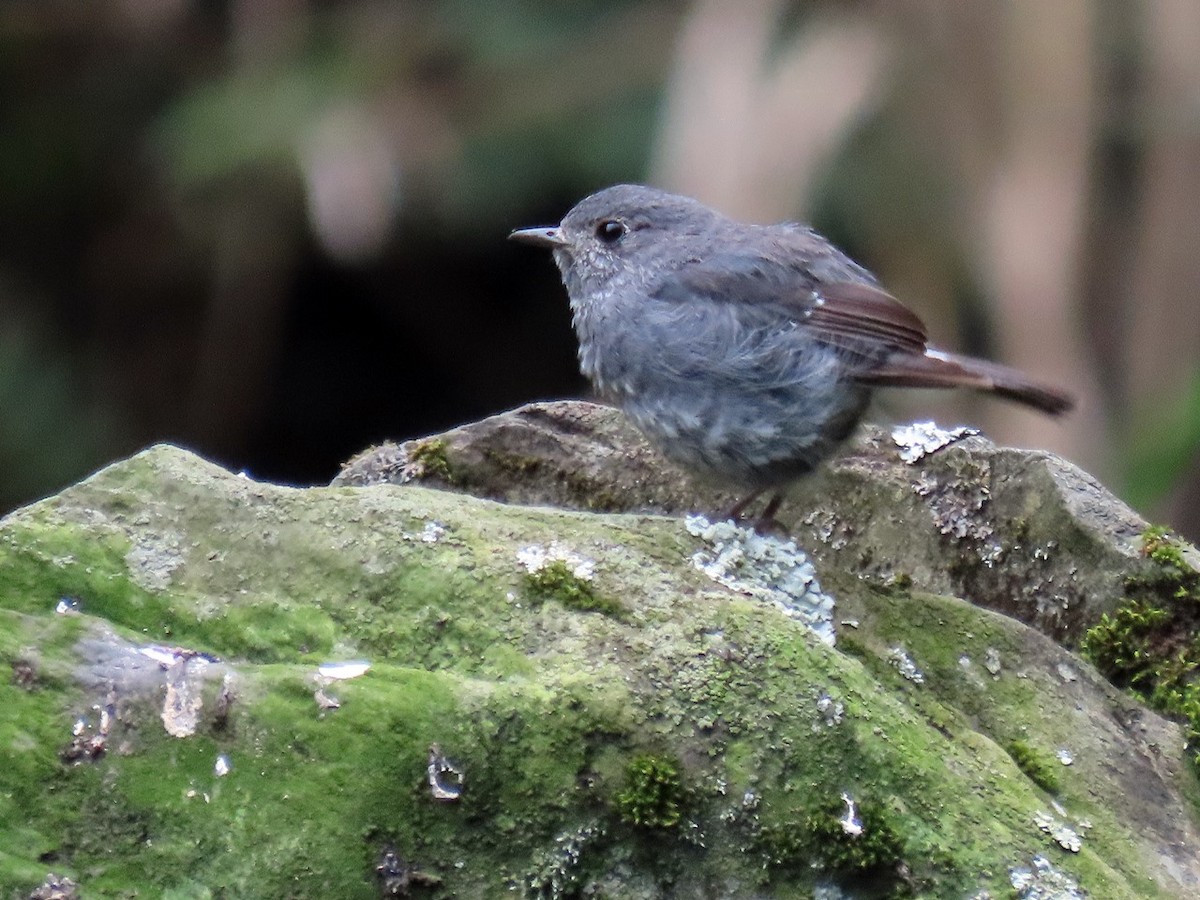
[0,0,1198,542]
[1124,373,1200,515]
[0,303,114,504]
[154,1,671,224]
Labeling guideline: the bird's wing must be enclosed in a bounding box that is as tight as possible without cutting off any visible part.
[802,280,928,356]
[652,250,929,357]
[650,248,1073,415]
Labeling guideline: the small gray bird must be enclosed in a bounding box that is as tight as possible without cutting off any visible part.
[510,184,1072,524]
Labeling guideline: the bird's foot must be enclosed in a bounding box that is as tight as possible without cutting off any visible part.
[722,491,788,536]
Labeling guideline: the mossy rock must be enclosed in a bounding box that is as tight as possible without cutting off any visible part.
[0,426,1198,897]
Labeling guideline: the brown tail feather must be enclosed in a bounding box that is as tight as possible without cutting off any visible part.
[858,348,1074,416]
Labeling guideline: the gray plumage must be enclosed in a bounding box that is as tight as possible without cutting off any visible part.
[511,184,1071,513]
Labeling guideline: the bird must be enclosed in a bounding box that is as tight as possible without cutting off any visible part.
[510,184,1072,527]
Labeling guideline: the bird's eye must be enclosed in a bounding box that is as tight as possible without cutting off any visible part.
[595,219,627,244]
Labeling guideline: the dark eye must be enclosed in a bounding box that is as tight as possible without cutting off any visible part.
[595,219,627,244]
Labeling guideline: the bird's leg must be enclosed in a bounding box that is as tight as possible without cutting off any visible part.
[759,492,785,522]
[723,490,788,534]
[752,492,788,535]
[724,489,765,523]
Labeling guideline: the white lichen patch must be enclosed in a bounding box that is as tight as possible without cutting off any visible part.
[909,442,1003,563]
[1055,662,1078,683]
[801,508,851,551]
[1010,854,1086,899]
[420,521,447,543]
[815,693,844,728]
[1033,811,1082,852]
[516,541,595,581]
[888,647,925,684]
[685,516,835,645]
[984,647,1003,677]
[892,420,979,463]
[125,529,186,592]
[839,792,863,836]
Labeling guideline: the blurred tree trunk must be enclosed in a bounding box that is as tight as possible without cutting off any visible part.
[651,0,887,221]
[187,185,298,457]
[185,0,307,458]
[1131,0,1200,538]
[894,0,1106,477]
[977,2,1104,474]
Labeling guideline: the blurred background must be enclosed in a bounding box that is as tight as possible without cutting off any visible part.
[2,0,1199,540]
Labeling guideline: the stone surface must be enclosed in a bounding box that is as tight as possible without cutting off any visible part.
[338,401,1187,641]
[0,410,1196,897]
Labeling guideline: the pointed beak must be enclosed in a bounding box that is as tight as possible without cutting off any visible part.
[508,226,567,249]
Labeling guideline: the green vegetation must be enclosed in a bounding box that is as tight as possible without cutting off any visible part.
[614,754,686,829]
[1081,526,1200,756]
[1141,525,1192,574]
[408,438,454,483]
[756,793,906,887]
[802,795,905,878]
[1005,739,1061,794]
[0,446,1183,897]
[524,560,623,617]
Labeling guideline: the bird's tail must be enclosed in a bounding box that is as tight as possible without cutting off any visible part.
[858,347,1074,416]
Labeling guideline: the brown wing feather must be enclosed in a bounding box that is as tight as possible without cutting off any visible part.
[807,283,1073,415]
[805,281,928,356]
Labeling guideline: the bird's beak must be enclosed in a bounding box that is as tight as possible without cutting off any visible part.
[508,226,567,249]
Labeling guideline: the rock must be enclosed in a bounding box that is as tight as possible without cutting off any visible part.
[337,401,1178,641]
[0,408,1196,898]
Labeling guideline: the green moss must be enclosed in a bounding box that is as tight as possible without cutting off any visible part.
[1080,600,1171,683]
[525,561,622,618]
[614,754,685,829]
[408,438,453,483]
[196,601,337,662]
[0,522,346,665]
[1004,739,1060,793]
[1141,525,1191,575]
[481,447,542,477]
[0,523,168,628]
[756,793,906,884]
[1081,525,1200,767]
[0,446,1183,897]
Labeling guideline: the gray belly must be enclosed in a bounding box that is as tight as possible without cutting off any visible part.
[611,342,871,489]
[573,291,877,489]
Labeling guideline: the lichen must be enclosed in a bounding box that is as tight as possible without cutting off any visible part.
[686,515,836,645]
[891,421,979,463]
[522,822,605,900]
